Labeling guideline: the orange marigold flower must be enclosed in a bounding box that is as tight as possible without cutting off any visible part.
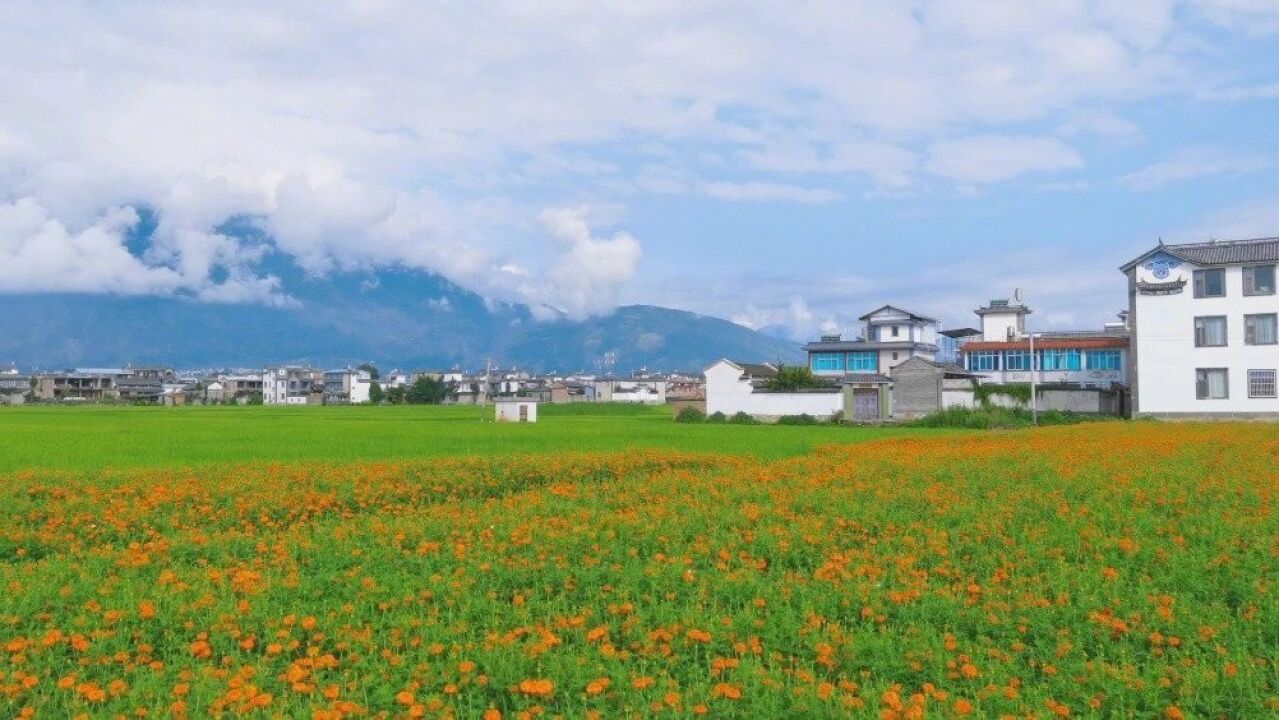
[586,677,611,696]
[518,678,554,697]
[686,629,712,643]
[459,660,477,674]
[954,699,974,715]
[632,676,655,690]
[711,683,742,700]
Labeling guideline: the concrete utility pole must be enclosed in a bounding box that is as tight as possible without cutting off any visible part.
[1029,332,1039,426]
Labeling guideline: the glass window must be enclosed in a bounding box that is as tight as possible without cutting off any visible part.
[968,351,999,371]
[1005,350,1031,371]
[1194,316,1228,347]
[1245,314,1277,345]
[891,325,900,337]
[1196,368,1229,399]
[1243,265,1275,296]
[848,352,877,372]
[1248,370,1276,398]
[1041,349,1082,371]
[1085,350,1121,371]
[810,352,844,372]
[1193,268,1226,298]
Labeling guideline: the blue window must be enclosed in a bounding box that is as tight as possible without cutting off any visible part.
[1085,350,1121,371]
[848,351,877,371]
[1005,350,1031,371]
[969,351,999,371]
[1041,349,1082,371]
[810,352,844,372]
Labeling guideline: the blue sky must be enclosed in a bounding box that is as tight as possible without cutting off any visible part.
[1,2,1277,340]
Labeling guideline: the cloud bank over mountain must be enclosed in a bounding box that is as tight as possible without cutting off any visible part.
[0,1,1277,338]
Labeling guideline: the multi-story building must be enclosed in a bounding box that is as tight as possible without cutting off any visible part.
[323,368,373,404]
[957,298,1129,389]
[262,366,322,405]
[0,365,30,404]
[804,305,939,377]
[1121,237,1279,417]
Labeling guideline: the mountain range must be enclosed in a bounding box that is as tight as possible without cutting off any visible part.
[0,269,802,372]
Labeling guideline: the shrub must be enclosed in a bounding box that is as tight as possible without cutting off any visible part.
[908,406,1100,429]
[728,411,759,425]
[674,406,706,423]
[777,413,817,425]
[706,411,728,424]
[764,365,830,391]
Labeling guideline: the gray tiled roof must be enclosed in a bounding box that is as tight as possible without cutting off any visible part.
[840,373,892,384]
[803,340,939,352]
[1122,237,1279,270]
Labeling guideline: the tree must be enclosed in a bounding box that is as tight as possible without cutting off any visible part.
[385,386,407,405]
[247,391,264,406]
[368,382,384,404]
[764,365,828,391]
[357,363,380,381]
[407,376,451,405]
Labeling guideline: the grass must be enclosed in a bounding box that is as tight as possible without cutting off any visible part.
[0,403,937,473]
[1,422,1275,717]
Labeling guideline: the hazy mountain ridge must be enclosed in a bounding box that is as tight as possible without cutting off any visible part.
[0,269,801,372]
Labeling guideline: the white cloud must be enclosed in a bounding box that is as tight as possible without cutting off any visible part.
[702,181,843,204]
[1120,147,1269,190]
[927,135,1085,184]
[0,2,1267,313]
[1197,82,1279,101]
[523,207,642,320]
[1185,195,1279,240]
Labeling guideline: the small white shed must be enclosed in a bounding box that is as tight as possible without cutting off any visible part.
[494,398,538,423]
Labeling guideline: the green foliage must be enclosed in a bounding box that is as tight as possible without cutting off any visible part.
[407,377,451,405]
[777,413,818,425]
[247,391,264,406]
[357,363,380,381]
[368,382,384,404]
[908,406,1101,429]
[673,406,706,423]
[973,382,1033,408]
[728,411,760,425]
[764,365,829,391]
[706,411,728,424]
[385,386,407,405]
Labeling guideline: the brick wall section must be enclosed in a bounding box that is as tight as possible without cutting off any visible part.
[891,362,943,418]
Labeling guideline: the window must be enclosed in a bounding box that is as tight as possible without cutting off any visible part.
[848,351,877,372]
[1193,268,1226,298]
[1040,349,1082,371]
[810,353,844,372]
[891,352,899,361]
[1243,265,1275,296]
[1245,314,1277,345]
[969,351,999,372]
[1005,350,1031,371]
[1248,370,1276,398]
[1196,368,1228,399]
[1085,350,1121,371]
[891,325,899,337]
[1194,316,1228,347]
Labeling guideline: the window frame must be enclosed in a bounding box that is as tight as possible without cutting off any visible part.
[1004,350,1031,371]
[810,352,844,373]
[1244,313,1278,346]
[1194,315,1228,347]
[847,351,877,372]
[1243,264,1276,297]
[1247,369,1277,399]
[1040,348,1082,371]
[1084,349,1121,371]
[1195,368,1229,400]
[968,351,1000,372]
[1193,268,1226,298]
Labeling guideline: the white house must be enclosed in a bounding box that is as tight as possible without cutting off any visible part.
[704,359,891,421]
[958,297,1129,389]
[804,305,939,377]
[495,398,538,422]
[263,367,319,405]
[1121,237,1279,418]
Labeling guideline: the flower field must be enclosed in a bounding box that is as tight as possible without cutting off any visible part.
[1,423,1276,718]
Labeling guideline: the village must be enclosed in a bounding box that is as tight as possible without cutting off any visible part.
[4,235,1276,422]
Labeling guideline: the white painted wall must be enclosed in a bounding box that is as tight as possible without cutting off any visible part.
[350,378,372,404]
[1133,261,1279,414]
[981,311,1026,342]
[495,401,538,422]
[941,389,977,409]
[705,360,841,417]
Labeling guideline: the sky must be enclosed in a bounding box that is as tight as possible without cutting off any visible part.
[1,1,1278,340]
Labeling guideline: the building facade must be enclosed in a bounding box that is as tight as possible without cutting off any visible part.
[959,298,1129,389]
[805,305,939,377]
[1122,237,1279,417]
